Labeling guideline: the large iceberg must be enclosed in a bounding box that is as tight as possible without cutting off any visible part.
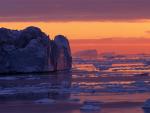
[74,49,98,59]
[0,26,72,73]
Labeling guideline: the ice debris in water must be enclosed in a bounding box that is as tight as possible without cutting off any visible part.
[34,98,56,104]
[67,98,80,102]
[80,100,102,111]
[143,99,150,109]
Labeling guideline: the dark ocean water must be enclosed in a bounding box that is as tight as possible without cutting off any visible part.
[1,53,150,113]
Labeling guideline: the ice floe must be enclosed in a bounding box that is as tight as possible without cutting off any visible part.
[80,100,102,111]
[34,98,56,104]
[143,99,150,109]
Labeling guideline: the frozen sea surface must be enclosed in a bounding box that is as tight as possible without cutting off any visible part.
[1,53,150,113]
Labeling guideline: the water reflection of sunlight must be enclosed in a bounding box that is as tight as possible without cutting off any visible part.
[73,64,99,72]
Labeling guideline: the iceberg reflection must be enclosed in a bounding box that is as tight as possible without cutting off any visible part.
[0,71,72,101]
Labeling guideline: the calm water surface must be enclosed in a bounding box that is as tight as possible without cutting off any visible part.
[1,53,150,113]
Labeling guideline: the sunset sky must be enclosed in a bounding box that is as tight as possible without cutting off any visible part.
[1,0,150,39]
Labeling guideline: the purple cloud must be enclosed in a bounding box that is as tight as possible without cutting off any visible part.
[0,0,150,22]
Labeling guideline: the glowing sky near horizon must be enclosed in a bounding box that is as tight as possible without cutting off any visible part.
[1,21,150,39]
[1,0,150,39]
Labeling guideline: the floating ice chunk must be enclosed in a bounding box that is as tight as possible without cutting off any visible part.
[67,98,80,102]
[0,89,15,95]
[133,81,146,87]
[34,98,56,104]
[26,77,40,80]
[143,99,150,109]
[80,104,101,111]
[83,100,103,106]
[0,77,17,80]
[80,100,101,111]
[74,49,98,59]
[143,109,150,113]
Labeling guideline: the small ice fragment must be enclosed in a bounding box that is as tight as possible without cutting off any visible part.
[143,99,150,109]
[80,104,100,111]
[0,77,17,80]
[80,100,102,111]
[67,98,80,102]
[83,100,103,106]
[35,98,56,104]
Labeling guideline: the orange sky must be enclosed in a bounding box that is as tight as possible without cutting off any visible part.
[1,20,150,39]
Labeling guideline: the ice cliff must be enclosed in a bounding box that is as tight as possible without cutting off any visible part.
[0,26,72,73]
